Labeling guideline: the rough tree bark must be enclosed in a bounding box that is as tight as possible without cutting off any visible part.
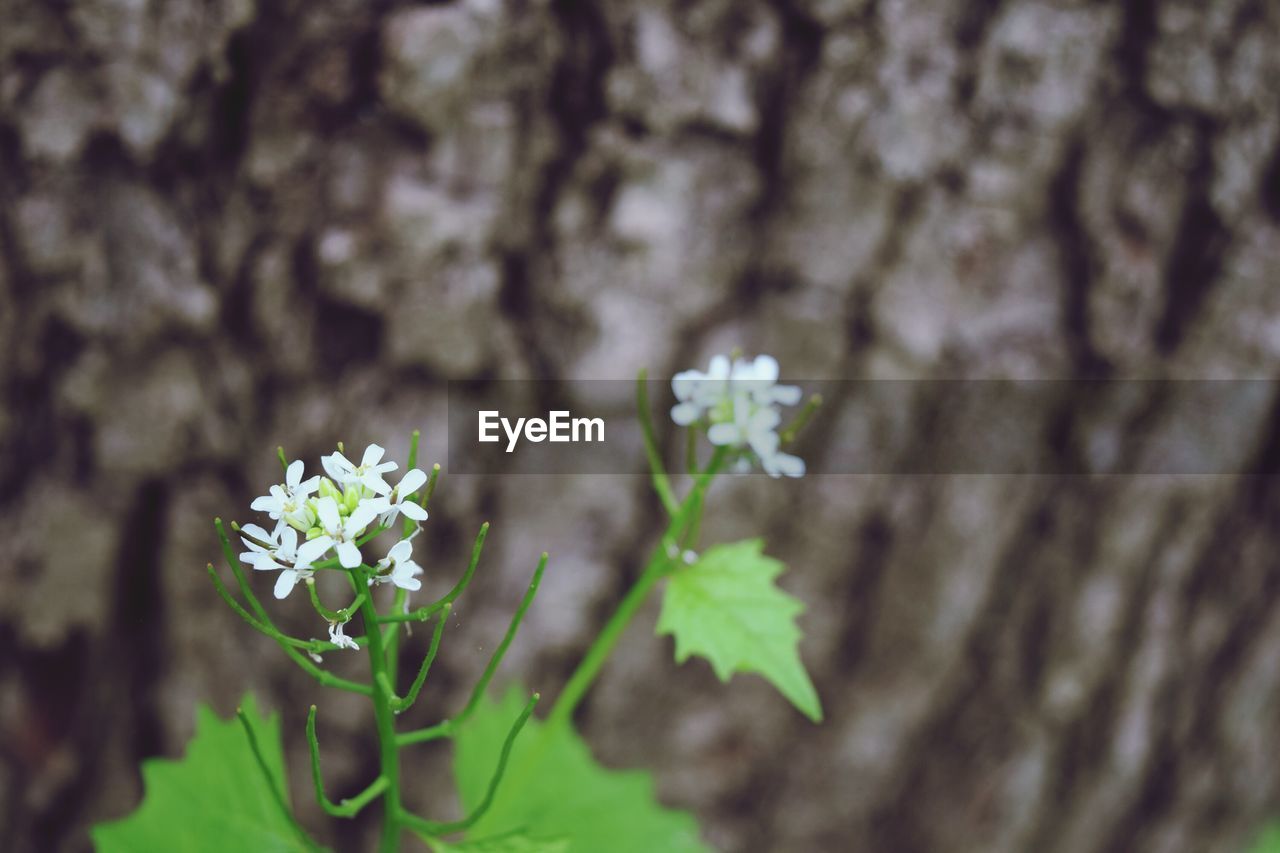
[2,0,1280,851]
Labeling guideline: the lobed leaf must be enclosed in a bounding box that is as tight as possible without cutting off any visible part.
[656,538,822,722]
[452,688,706,853]
[92,694,313,852]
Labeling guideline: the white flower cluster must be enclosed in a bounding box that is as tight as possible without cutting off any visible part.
[240,444,428,600]
[671,353,806,478]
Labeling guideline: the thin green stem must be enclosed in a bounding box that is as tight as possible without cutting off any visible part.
[238,707,317,851]
[395,719,451,747]
[396,605,449,713]
[307,704,388,818]
[547,449,724,728]
[458,553,546,721]
[307,579,366,623]
[780,393,823,446]
[379,522,487,624]
[637,370,679,516]
[283,646,373,695]
[216,518,271,624]
[208,566,359,652]
[398,554,546,746]
[400,693,539,839]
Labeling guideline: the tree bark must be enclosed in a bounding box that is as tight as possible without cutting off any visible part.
[2,0,1279,850]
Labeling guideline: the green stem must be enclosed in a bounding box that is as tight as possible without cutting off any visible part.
[307,704,389,818]
[308,580,366,623]
[238,707,318,851]
[397,605,449,713]
[379,522,487,624]
[399,693,539,839]
[637,370,679,516]
[398,554,547,746]
[357,569,403,853]
[547,449,724,728]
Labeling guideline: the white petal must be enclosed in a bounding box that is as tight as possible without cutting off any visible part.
[315,496,341,532]
[321,453,349,481]
[295,536,333,567]
[347,502,379,533]
[752,354,779,381]
[337,541,362,569]
[750,407,782,432]
[389,539,413,562]
[241,523,274,543]
[707,423,739,446]
[363,474,392,496]
[398,468,428,496]
[777,453,806,478]
[361,443,385,467]
[394,573,422,592]
[671,402,701,425]
[274,570,299,599]
[400,501,428,521]
[279,527,298,553]
[250,495,277,513]
[286,459,304,490]
[708,354,730,378]
[296,475,321,496]
[772,384,803,406]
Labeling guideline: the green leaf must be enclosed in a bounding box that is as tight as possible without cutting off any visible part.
[452,688,707,853]
[1249,824,1280,853]
[656,538,823,722]
[93,694,314,853]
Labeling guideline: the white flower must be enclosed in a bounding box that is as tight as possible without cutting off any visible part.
[366,468,430,527]
[671,354,732,425]
[250,460,320,535]
[313,496,378,569]
[374,540,424,592]
[239,523,332,599]
[674,352,807,478]
[730,354,803,408]
[322,444,397,496]
[669,353,801,426]
[328,621,359,651]
[707,394,781,458]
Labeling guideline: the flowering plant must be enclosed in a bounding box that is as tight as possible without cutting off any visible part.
[93,355,823,852]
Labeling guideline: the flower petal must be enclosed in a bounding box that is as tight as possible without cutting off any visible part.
[337,541,362,569]
[295,536,333,567]
[389,539,413,562]
[671,401,701,425]
[707,423,739,446]
[394,573,422,592]
[776,452,806,478]
[286,459,304,490]
[315,496,341,532]
[398,468,427,496]
[347,502,379,533]
[321,452,349,481]
[772,384,803,406]
[274,570,299,599]
[361,443,385,467]
[400,501,428,521]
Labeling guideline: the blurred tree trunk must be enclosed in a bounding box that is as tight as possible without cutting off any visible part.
[2,0,1279,851]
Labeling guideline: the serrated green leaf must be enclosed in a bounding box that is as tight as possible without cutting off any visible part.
[92,694,313,853]
[656,538,822,722]
[452,688,707,853]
